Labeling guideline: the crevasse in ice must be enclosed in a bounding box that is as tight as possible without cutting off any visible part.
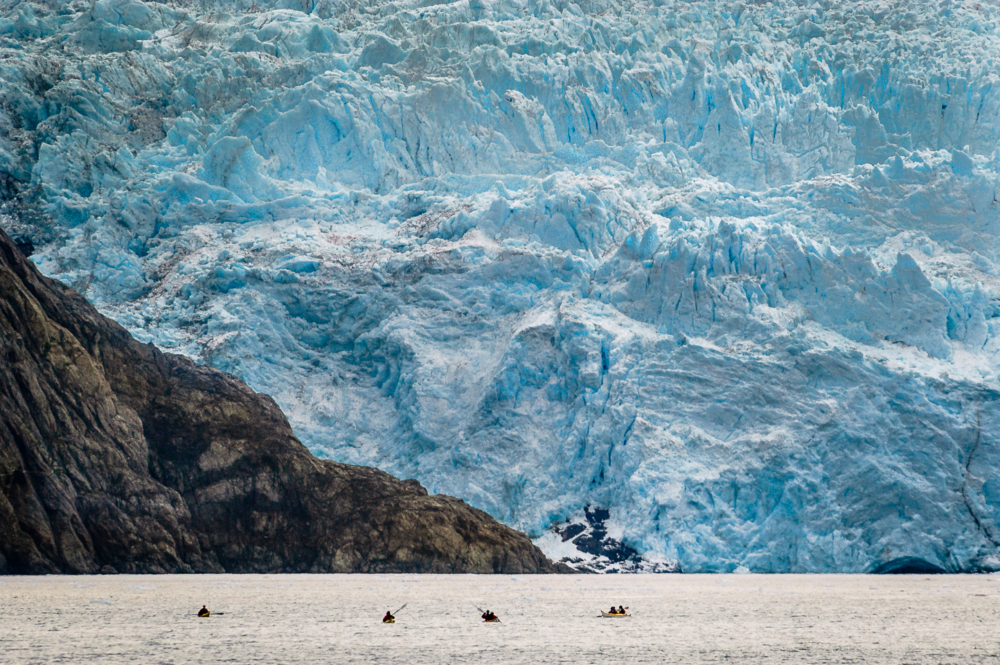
[3,0,1000,572]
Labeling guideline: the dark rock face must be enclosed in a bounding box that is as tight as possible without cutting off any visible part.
[0,229,563,574]
[551,506,678,573]
[10,237,33,257]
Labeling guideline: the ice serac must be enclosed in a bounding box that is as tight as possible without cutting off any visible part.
[0,229,560,574]
[2,0,1000,573]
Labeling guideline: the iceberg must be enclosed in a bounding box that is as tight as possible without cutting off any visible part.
[3,0,1000,572]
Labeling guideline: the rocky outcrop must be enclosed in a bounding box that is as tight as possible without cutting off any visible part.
[0,229,562,574]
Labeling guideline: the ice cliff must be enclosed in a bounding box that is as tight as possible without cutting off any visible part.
[3,0,1000,572]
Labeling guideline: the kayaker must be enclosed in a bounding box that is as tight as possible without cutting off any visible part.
[618,605,625,614]
[482,610,497,621]
[383,610,394,623]
[198,605,210,617]
[609,605,618,615]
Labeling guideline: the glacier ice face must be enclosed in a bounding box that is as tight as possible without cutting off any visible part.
[4,0,1000,572]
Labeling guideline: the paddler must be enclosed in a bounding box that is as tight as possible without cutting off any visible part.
[608,605,618,615]
[481,609,498,621]
[618,605,625,614]
[198,605,210,617]
[383,610,395,623]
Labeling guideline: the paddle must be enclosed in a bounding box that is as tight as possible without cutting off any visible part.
[473,604,501,622]
[381,603,406,623]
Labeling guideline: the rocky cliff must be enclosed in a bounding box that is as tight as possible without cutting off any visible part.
[0,229,560,574]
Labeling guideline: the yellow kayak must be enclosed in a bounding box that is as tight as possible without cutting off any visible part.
[383,618,395,624]
[483,618,501,623]
[601,611,631,618]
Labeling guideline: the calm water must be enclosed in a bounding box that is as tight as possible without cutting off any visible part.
[2,574,999,664]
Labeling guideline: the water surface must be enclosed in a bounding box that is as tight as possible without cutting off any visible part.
[2,574,999,663]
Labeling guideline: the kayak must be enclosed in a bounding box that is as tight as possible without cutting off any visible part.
[600,611,631,618]
[198,612,210,618]
[483,618,501,623]
[383,618,395,624]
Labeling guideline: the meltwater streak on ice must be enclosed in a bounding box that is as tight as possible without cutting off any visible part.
[5,0,1000,571]
[2,574,1000,664]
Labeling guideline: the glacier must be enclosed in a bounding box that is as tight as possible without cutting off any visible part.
[3,0,1000,572]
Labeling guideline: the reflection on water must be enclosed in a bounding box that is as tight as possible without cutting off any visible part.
[2,574,999,663]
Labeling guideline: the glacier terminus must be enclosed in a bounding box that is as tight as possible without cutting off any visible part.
[3,0,1000,572]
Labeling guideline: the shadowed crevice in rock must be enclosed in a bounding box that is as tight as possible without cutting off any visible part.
[0,228,566,575]
[11,237,33,257]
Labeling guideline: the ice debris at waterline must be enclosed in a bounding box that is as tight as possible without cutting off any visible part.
[2,0,1000,573]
